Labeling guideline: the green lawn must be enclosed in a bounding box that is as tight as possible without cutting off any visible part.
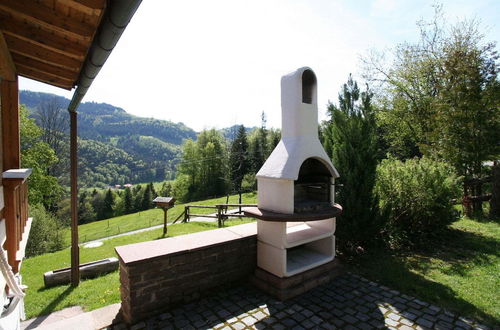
[62,192,257,245]
[21,219,254,319]
[347,216,500,327]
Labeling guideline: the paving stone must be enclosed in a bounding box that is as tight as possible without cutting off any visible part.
[438,314,454,323]
[387,312,401,321]
[408,301,424,309]
[455,320,472,329]
[292,313,306,323]
[271,324,286,330]
[414,299,429,307]
[310,315,323,325]
[355,312,370,322]
[401,311,418,321]
[331,319,345,327]
[400,318,414,326]
[422,313,438,322]
[344,307,356,315]
[369,319,386,329]
[399,326,413,330]
[435,320,454,329]
[231,322,246,330]
[282,318,298,327]
[302,309,314,318]
[274,311,287,320]
[385,318,399,327]
[252,311,267,321]
[290,325,306,330]
[357,323,374,330]
[416,317,434,328]
[377,306,389,314]
[355,305,370,314]
[408,308,424,316]
[321,322,336,329]
[160,312,172,320]
[241,316,257,326]
[193,320,207,328]
[174,319,190,328]
[341,314,358,324]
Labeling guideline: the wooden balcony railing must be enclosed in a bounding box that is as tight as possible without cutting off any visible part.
[2,169,32,273]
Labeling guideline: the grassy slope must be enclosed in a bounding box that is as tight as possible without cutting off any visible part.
[22,220,254,319]
[62,192,257,245]
[348,217,499,326]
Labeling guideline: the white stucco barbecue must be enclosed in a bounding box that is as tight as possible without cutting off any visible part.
[247,67,342,278]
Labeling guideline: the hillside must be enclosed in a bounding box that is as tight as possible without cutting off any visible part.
[20,90,197,144]
[20,90,194,186]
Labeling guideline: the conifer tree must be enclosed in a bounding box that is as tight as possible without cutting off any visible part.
[124,187,133,214]
[323,75,379,251]
[102,188,115,219]
[229,125,249,192]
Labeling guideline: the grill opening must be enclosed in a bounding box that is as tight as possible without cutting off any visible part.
[294,158,331,213]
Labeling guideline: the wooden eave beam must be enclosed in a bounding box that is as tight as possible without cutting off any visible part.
[57,0,106,15]
[0,31,16,81]
[0,0,95,40]
[16,64,74,90]
[12,53,78,82]
[0,15,87,60]
[5,35,81,72]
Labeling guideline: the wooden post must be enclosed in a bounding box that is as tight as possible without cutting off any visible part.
[239,191,242,214]
[162,208,168,235]
[184,205,189,222]
[1,78,20,171]
[217,206,222,228]
[69,110,79,286]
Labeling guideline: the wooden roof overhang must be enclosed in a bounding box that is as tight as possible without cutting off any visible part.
[0,0,108,90]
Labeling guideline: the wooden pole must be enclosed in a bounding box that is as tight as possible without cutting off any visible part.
[1,77,20,170]
[69,110,79,286]
[163,208,168,235]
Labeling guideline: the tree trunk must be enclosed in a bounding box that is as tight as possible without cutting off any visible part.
[490,161,500,219]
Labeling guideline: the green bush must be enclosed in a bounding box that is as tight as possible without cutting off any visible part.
[375,157,460,247]
[26,204,64,257]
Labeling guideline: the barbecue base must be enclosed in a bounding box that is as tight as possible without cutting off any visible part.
[250,259,344,301]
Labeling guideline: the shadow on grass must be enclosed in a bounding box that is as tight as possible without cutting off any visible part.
[24,286,75,329]
[348,239,499,327]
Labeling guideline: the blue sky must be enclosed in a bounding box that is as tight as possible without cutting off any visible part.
[20,0,500,131]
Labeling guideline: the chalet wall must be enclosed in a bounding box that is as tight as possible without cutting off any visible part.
[115,223,257,325]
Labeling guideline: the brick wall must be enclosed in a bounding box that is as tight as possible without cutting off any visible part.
[115,223,257,324]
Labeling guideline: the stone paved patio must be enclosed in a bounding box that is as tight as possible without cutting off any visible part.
[107,272,490,330]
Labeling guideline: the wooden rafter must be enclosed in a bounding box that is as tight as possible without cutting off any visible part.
[5,35,81,72]
[0,15,87,59]
[0,31,16,81]
[15,63,74,90]
[0,0,94,40]
[12,53,78,82]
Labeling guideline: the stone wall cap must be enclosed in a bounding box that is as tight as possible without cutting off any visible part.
[115,223,257,265]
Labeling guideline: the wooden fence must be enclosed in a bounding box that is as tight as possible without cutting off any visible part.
[174,203,257,228]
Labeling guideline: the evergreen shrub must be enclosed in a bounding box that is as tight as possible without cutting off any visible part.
[375,157,460,247]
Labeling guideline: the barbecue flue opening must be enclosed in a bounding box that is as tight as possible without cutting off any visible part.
[294,158,332,213]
